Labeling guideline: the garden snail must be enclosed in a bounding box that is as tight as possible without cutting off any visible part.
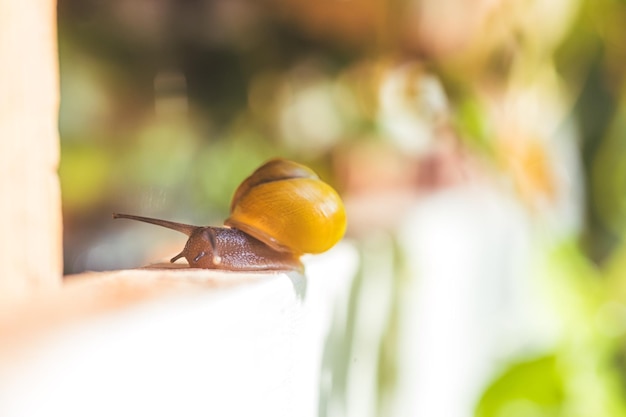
[113,158,347,271]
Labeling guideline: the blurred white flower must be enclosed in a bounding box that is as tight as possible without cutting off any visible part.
[378,64,449,155]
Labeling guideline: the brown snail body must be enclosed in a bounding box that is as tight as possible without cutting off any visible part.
[114,159,347,271]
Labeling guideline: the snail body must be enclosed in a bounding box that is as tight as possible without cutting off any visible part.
[114,158,347,271]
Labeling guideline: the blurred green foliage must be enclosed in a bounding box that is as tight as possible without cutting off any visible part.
[476,356,565,417]
[475,239,626,417]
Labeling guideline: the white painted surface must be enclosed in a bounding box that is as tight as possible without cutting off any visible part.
[0,243,358,417]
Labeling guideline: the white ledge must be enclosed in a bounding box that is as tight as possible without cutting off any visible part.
[0,243,358,417]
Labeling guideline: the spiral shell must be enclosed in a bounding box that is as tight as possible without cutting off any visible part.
[225,159,347,255]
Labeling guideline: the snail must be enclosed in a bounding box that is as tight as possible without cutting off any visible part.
[113,158,347,271]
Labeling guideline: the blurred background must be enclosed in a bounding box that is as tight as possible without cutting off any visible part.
[58,0,626,416]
